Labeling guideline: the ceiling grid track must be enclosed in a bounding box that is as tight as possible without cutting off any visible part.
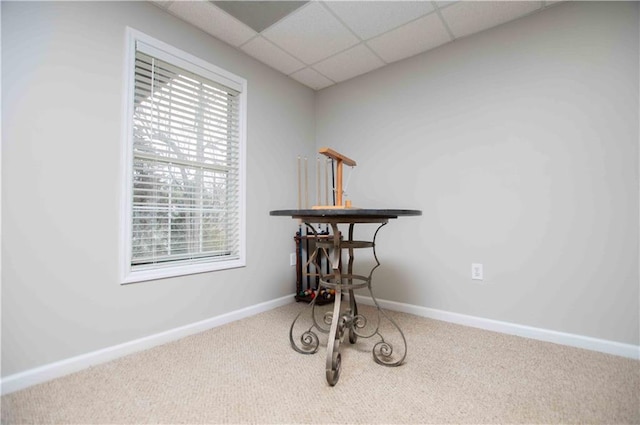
[153,0,564,90]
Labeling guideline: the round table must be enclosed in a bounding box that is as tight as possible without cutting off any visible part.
[270,208,421,386]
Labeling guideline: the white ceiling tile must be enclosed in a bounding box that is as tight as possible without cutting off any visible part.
[290,68,335,90]
[442,1,543,39]
[434,1,458,9]
[367,12,451,63]
[313,44,385,83]
[262,2,359,65]
[325,1,434,40]
[241,36,305,75]
[168,1,256,47]
[159,0,555,91]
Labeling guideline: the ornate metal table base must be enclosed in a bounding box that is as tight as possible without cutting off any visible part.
[288,220,407,386]
[271,209,421,386]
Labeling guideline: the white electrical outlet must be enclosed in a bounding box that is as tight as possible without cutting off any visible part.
[290,253,296,267]
[472,263,483,280]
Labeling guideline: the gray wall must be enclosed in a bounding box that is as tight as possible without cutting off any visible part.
[2,1,638,379]
[2,1,315,376]
[316,1,639,345]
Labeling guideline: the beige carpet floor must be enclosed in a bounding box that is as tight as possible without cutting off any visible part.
[2,302,639,424]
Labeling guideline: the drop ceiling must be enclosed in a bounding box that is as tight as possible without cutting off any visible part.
[151,1,563,90]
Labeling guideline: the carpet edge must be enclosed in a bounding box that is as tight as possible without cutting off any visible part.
[1,294,296,395]
[354,294,640,360]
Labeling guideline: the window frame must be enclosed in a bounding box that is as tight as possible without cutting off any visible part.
[120,28,247,284]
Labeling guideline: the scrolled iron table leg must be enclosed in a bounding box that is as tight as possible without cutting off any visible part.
[369,290,407,366]
[324,222,345,385]
[368,223,407,366]
[289,295,321,355]
[325,286,343,386]
[347,223,359,345]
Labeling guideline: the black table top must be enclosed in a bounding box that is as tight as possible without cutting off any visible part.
[270,208,422,219]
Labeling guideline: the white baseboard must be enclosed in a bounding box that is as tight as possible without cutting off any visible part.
[4,293,637,395]
[355,295,640,360]
[1,294,295,395]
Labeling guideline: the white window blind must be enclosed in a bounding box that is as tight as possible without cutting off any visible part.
[126,36,245,279]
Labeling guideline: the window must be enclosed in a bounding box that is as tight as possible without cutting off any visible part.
[121,29,246,283]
